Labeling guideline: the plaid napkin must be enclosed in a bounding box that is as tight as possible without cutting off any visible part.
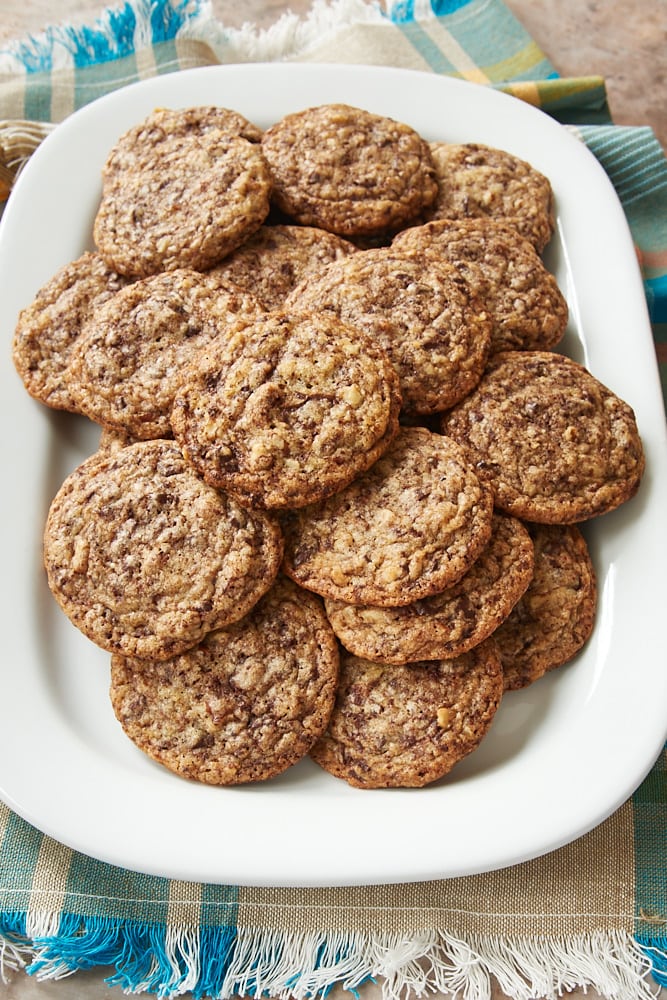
[1,2,666,998]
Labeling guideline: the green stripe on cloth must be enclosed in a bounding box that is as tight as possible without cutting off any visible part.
[393,0,557,81]
[1,38,220,125]
[570,123,667,324]
[0,805,44,914]
[634,747,667,986]
[497,75,612,124]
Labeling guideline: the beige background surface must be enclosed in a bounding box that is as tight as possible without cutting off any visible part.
[1,1,666,998]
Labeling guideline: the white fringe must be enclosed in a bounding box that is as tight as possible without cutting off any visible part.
[1,919,661,999]
[214,928,660,1000]
[0,934,29,983]
[218,931,658,1000]
[180,0,388,65]
[0,0,389,74]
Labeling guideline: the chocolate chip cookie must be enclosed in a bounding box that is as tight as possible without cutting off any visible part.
[392,218,568,353]
[261,103,437,236]
[12,251,129,411]
[324,513,534,663]
[281,426,494,606]
[43,439,284,660]
[495,523,597,689]
[171,309,402,509]
[426,142,555,252]
[309,640,503,788]
[93,106,271,277]
[441,351,645,523]
[210,224,358,310]
[110,576,339,784]
[67,268,262,439]
[285,247,492,414]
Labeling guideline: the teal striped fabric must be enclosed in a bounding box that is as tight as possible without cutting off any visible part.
[1,0,666,996]
[634,748,667,985]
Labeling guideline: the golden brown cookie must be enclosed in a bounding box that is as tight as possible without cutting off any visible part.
[309,640,504,788]
[441,351,645,523]
[494,523,597,690]
[110,576,339,785]
[280,426,494,606]
[426,142,555,252]
[43,439,283,660]
[97,427,139,453]
[93,106,271,277]
[209,224,358,310]
[261,103,437,237]
[171,309,402,509]
[12,251,129,411]
[324,513,534,663]
[67,268,262,439]
[391,218,568,353]
[285,247,492,415]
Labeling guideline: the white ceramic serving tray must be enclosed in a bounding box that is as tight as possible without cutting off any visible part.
[1,64,666,887]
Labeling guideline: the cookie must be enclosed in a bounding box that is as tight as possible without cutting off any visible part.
[309,640,504,788]
[441,351,645,523]
[67,268,263,440]
[426,142,555,252]
[12,251,129,411]
[280,426,494,606]
[110,576,339,785]
[209,224,358,310]
[494,523,597,690]
[97,426,139,453]
[93,106,272,277]
[392,218,568,353]
[43,439,283,660]
[285,247,492,415]
[324,513,534,663]
[170,309,402,509]
[261,103,437,236]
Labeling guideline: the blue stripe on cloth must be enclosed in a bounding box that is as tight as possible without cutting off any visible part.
[0,0,204,73]
[389,0,558,82]
[577,126,667,205]
[634,746,667,986]
[20,852,178,984]
[647,278,667,324]
[431,0,479,12]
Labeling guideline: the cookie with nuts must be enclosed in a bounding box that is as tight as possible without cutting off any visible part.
[494,522,597,690]
[209,224,358,310]
[67,268,263,440]
[171,309,402,509]
[324,513,534,663]
[441,351,645,523]
[426,142,555,252]
[110,576,339,785]
[392,218,568,354]
[93,106,272,277]
[309,640,503,788]
[280,426,494,607]
[261,103,438,237]
[12,251,130,412]
[43,439,284,660]
[285,246,492,415]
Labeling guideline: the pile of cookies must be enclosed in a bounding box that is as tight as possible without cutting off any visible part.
[12,103,645,789]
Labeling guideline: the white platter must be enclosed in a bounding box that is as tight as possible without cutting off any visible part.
[1,64,666,887]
